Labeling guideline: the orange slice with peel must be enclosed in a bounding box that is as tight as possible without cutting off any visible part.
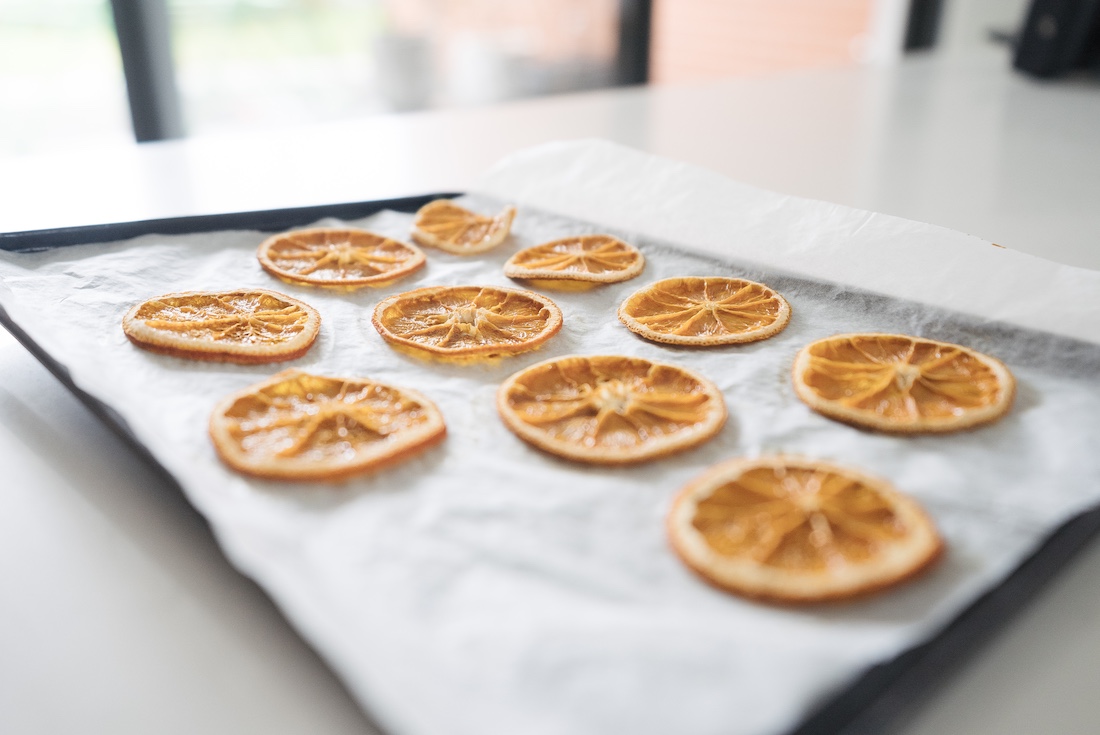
[618,277,791,346]
[410,199,516,255]
[122,288,320,364]
[667,456,943,603]
[372,285,562,361]
[497,354,726,464]
[257,227,425,288]
[209,369,445,481]
[792,333,1015,433]
[503,234,644,288]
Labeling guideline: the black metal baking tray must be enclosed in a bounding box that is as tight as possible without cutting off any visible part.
[0,193,456,252]
[2,194,1098,735]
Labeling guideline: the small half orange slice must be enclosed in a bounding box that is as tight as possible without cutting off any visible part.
[497,355,727,464]
[410,200,516,255]
[122,289,320,364]
[209,369,446,481]
[618,277,791,346]
[372,285,562,361]
[257,228,425,288]
[792,333,1015,433]
[667,456,943,603]
[503,234,644,286]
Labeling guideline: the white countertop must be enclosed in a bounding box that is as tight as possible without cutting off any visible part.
[3,48,1100,734]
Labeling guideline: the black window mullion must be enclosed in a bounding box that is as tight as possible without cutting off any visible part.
[109,0,184,142]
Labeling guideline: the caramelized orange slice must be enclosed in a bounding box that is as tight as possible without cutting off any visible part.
[209,370,445,481]
[667,456,943,603]
[122,289,319,364]
[504,234,644,286]
[372,285,562,361]
[792,333,1015,433]
[410,200,516,255]
[497,355,726,464]
[257,227,425,288]
[618,277,791,345]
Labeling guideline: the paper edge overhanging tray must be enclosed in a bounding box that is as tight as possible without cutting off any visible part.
[1,193,1098,735]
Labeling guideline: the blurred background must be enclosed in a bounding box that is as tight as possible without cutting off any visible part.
[0,0,1030,157]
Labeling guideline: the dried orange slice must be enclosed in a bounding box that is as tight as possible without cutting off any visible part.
[503,234,645,288]
[497,355,727,464]
[123,289,320,364]
[667,456,943,603]
[209,369,446,481]
[410,199,516,255]
[257,227,425,288]
[372,285,562,361]
[618,277,791,346]
[792,333,1015,433]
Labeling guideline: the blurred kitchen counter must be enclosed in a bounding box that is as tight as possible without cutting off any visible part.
[2,47,1100,735]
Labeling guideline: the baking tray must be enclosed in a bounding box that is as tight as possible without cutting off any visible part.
[2,194,1098,735]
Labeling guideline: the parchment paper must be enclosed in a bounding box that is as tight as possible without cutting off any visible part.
[2,141,1100,735]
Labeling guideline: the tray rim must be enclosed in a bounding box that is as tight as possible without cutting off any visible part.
[1,193,1097,735]
[0,193,459,251]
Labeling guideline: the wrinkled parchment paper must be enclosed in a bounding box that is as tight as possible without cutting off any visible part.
[2,141,1100,735]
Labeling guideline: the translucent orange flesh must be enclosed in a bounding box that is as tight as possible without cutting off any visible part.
[692,466,907,571]
[801,336,1003,420]
[522,279,601,292]
[264,231,420,282]
[133,292,310,345]
[415,202,509,247]
[510,236,640,275]
[623,278,783,337]
[222,373,433,463]
[378,287,553,351]
[504,357,716,451]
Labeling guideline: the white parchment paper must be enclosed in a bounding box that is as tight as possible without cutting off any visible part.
[2,141,1100,735]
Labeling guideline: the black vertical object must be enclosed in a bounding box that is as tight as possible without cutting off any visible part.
[1013,0,1100,77]
[904,0,944,51]
[616,0,652,85]
[109,0,184,142]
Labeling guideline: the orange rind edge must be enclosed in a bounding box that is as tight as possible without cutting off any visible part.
[617,277,792,346]
[256,227,426,289]
[208,369,447,482]
[666,455,944,604]
[790,333,1016,434]
[496,354,728,465]
[122,288,321,364]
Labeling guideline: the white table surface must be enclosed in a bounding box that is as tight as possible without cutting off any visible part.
[3,48,1100,735]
